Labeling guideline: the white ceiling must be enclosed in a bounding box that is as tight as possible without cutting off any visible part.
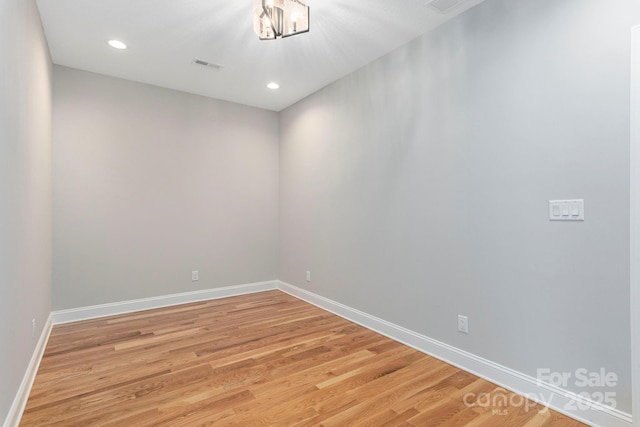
[36,0,484,111]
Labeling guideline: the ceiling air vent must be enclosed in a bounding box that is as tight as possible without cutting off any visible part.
[192,58,223,70]
[426,0,462,13]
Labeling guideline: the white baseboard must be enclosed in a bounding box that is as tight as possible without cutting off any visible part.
[277,281,632,427]
[11,281,631,427]
[52,280,278,325]
[4,314,53,427]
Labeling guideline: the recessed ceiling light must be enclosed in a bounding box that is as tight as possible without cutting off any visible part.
[107,40,127,50]
[267,82,280,90]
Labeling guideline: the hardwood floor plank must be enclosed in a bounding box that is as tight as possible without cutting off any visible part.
[20,290,585,426]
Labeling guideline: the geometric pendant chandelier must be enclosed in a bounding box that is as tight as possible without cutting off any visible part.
[253,0,310,40]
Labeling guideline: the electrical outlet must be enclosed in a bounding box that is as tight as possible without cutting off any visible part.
[31,318,36,339]
[458,315,469,334]
[191,270,199,282]
[306,271,311,282]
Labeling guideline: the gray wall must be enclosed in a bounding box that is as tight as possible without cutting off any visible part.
[53,66,279,310]
[280,0,637,412]
[0,0,52,421]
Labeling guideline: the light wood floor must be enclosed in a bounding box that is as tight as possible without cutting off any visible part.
[21,291,585,426]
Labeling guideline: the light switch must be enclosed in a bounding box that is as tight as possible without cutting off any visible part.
[549,199,584,221]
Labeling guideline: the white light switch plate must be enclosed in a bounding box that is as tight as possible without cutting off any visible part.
[549,199,584,221]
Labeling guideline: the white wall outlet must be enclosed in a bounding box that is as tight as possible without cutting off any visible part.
[306,270,311,282]
[191,270,199,281]
[31,318,36,339]
[458,315,469,334]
